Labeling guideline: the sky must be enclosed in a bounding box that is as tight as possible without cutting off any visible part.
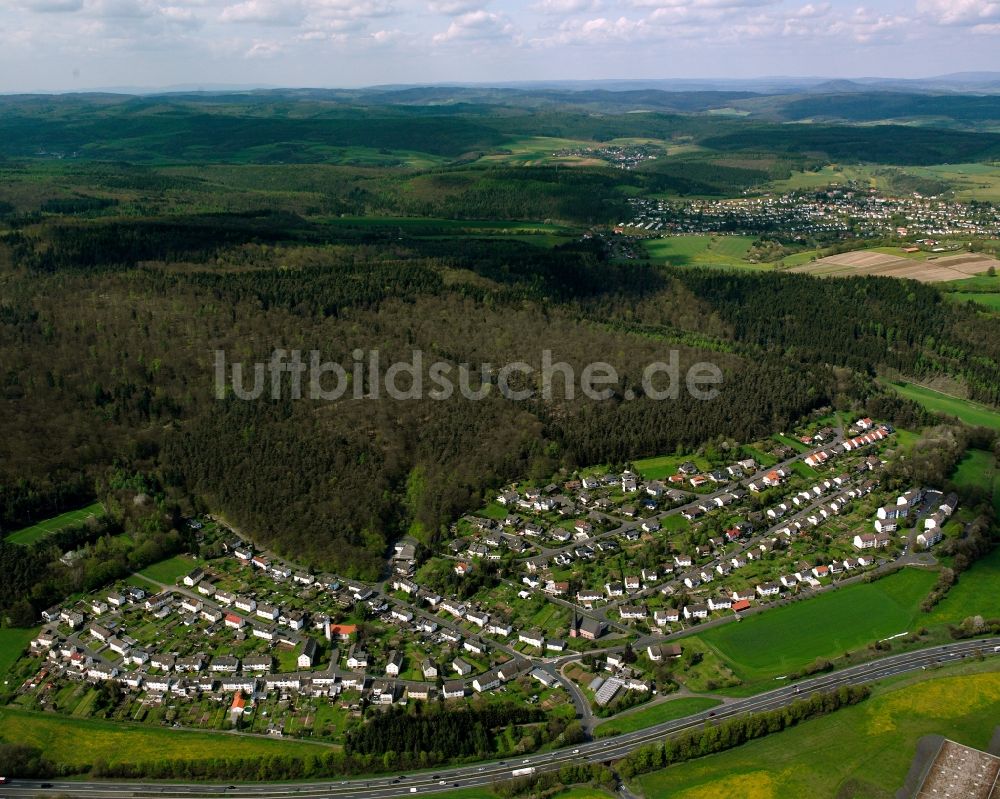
[5,0,1000,92]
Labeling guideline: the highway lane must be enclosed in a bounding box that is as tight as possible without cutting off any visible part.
[6,637,998,799]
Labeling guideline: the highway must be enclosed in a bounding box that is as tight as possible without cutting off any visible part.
[6,638,999,799]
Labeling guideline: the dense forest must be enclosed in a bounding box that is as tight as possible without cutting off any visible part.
[2,197,999,582]
[1,94,999,589]
[344,704,545,758]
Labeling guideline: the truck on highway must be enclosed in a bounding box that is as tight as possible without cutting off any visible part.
[512,767,536,777]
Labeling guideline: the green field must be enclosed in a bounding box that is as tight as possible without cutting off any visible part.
[789,460,818,479]
[4,502,103,545]
[138,554,203,585]
[692,568,937,684]
[772,433,810,453]
[0,627,38,682]
[422,788,613,799]
[927,547,1000,625]
[478,502,509,521]
[633,453,711,481]
[769,164,879,192]
[595,697,722,737]
[884,381,1000,430]
[641,235,757,268]
[0,707,332,768]
[947,292,1000,311]
[908,162,1000,202]
[634,666,1000,799]
[950,448,1000,514]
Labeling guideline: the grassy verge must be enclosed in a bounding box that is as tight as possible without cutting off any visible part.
[594,697,722,737]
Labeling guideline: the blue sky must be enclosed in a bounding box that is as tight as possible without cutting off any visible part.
[6,0,1000,92]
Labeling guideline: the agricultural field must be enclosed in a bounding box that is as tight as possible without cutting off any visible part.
[641,235,757,268]
[789,250,998,282]
[632,665,1000,799]
[690,568,938,685]
[594,696,722,737]
[0,706,331,770]
[883,381,1000,430]
[4,502,103,545]
[479,135,611,166]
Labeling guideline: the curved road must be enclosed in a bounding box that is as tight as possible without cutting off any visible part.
[6,638,999,799]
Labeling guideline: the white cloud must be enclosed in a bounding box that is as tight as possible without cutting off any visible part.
[432,9,514,42]
[532,0,602,14]
[428,0,484,16]
[790,3,830,18]
[220,0,306,26]
[371,27,402,42]
[917,0,1000,27]
[308,0,394,19]
[22,0,83,11]
[245,38,284,56]
[540,15,650,44]
[630,0,775,9]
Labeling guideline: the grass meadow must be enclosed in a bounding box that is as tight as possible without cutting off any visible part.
[138,554,204,585]
[0,628,38,682]
[642,235,757,268]
[926,547,1000,625]
[947,292,1000,310]
[0,707,331,768]
[884,381,1000,431]
[691,568,938,684]
[633,453,711,481]
[950,448,1000,514]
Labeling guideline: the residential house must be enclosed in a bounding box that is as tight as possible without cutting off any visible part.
[385,650,403,677]
[298,638,318,669]
[442,680,465,699]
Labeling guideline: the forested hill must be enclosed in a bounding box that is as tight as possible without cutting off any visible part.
[3,92,1000,164]
[2,205,997,580]
[1,91,999,583]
